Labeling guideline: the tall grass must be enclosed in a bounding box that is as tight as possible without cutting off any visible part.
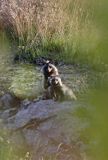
[0,0,65,55]
[0,0,108,68]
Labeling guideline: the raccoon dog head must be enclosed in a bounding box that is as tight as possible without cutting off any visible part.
[49,76,62,86]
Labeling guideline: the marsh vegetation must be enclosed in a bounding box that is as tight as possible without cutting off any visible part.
[0,0,108,160]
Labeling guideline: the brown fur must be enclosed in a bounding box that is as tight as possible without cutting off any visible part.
[48,76,77,101]
[42,62,59,89]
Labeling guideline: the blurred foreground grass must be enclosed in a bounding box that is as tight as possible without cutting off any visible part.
[0,0,108,160]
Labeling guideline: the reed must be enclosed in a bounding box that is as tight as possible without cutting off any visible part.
[0,0,107,68]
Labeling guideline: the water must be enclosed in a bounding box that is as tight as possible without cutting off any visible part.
[0,39,43,98]
[0,47,108,159]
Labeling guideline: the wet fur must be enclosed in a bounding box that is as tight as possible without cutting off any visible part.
[48,76,77,101]
[42,62,59,89]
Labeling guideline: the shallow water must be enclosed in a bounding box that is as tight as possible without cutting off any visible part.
[0,50,108,160]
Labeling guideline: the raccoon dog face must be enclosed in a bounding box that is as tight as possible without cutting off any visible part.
[49,76,62,86]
